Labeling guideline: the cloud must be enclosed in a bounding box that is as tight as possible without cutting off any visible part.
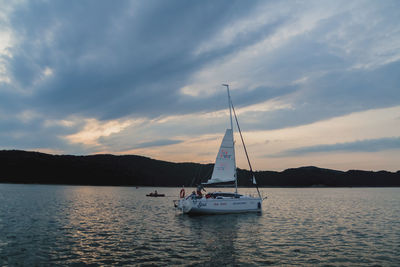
[2,1,399,124]
[65,118,133,146]
[0,0,399,172]
[1,0,264,120]
[0,111,83,152]
[216,45,400,132]
[132,139,183,149]
[164,0,400,133]
[5,0,396,124]
[271,137,400,157]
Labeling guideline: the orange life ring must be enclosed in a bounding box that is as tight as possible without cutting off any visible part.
[180,188,185,198]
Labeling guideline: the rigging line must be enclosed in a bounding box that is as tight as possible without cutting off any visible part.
[199,164,214,187]
[195,164,203,185]
[204,164,213,180]
[189,164,201,187]
[190,163,213,187]
[230,101,262,200]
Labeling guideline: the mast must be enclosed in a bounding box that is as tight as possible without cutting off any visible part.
[223,84,233,130]
[222,84,237,193]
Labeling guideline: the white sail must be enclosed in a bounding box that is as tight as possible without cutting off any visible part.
[205,128,236,184]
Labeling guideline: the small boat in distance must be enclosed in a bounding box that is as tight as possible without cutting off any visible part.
[146,190,165,197]
[175,84,264,214]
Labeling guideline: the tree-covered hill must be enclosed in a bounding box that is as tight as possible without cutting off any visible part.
[0,150,399,187]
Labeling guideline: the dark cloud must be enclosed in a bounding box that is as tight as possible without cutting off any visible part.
[0,114,81,151]
[0,0,399,157]
[270,137,400,157]
[3,0,265,120]
[231,46,400,131]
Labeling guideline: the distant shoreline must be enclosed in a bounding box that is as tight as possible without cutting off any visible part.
[1,150,399,187]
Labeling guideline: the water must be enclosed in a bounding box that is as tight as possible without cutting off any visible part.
[0,184,399,266]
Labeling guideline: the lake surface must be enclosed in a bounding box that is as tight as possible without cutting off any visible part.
[0,184,399,266]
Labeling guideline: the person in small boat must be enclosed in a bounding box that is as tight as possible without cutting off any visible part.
[149,190,158,196]
[196,184,206,198]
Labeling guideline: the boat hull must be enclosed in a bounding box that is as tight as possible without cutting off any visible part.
[177,196,262,215]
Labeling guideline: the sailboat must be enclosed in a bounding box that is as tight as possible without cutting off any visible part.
[175,84,264,214]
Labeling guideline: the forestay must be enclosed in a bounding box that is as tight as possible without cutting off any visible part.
[205,128,236,184]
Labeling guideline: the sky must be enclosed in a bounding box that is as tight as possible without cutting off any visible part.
[0,0,399,171]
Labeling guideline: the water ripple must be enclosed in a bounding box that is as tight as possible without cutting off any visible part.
[0,185,399,266]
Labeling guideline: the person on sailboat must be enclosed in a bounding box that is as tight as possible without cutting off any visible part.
[196,184,206,198]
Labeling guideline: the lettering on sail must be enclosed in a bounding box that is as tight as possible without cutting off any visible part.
[219,149,231,159]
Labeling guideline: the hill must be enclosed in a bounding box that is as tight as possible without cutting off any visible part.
[0,150,399,187]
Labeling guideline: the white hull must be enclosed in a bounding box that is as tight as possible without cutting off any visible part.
[176,195,262,215]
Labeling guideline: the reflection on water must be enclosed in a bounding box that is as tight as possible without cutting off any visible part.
[179,213,262,266]
[0,185,399,266]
